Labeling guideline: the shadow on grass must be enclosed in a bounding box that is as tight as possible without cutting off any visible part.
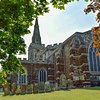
[0,93,3,96]
[0,89,71,97]
[80,86,100,91]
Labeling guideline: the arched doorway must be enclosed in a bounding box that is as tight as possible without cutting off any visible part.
[38,68,47,82]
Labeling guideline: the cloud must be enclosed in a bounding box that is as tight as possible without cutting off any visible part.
[18,0,97,58]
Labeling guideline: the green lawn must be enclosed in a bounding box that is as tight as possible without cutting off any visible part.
[0,87,100,100]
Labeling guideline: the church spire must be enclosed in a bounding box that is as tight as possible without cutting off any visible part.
[32,18,41,44]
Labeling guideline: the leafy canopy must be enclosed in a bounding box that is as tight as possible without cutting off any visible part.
[84,0,100,55]
[0,0,98,81]
[0,0,49,75]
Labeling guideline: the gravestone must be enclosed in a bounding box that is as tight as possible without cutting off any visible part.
[26,84,33,94]
[50,83,55,91]
[45,81,51,92]
[3,84,10,95]
[59,74,67,89]
[38,82,45,93]
[33,83,38,93]
[16,85,21,94]
[55,83,58,90]
[20,85,26,94]
[11,83,17,95]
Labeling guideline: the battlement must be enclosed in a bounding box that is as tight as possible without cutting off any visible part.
[46,45,52,49]
[59,43,62,46]
[46,43,62,50]
[53,43,58,48]
[42,44,45,47]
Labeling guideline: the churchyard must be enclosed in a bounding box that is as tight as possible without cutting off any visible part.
[0,87,100,100]
[1,82,67,95]
[1,76,73,95]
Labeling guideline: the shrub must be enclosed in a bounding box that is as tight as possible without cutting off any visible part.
[38,82,45,93]
[16,85,21,95]
[26,84,33,94]
[50,83,55,91]
[11,83,17,95]
[33,83,38,93]
[20,84,26,94]
[3,83,10,95]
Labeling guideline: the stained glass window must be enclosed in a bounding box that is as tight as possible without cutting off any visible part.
[88,44,100,72]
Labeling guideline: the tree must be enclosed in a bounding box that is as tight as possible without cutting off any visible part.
[0,0,98,79]
[0,71,7,84]
[84,0,100,55]
[0,0,49,75]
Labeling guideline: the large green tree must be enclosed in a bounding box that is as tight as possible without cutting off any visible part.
[0,0,49,75]
[0,0,99,81]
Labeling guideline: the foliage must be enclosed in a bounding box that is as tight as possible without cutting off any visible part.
[50,0,92,9]
[0,0,97,81]
[0,0,49,75]
[92,26,100,55]
[33,83,38,93]
[26,84,33,94]
[84,0,100,55]
[3,83,10,95]
[11,83,17,95]
[38,82,45,93]
[15,85,21,94]
[0,71,7,84]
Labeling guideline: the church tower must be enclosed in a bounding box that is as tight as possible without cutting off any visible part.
[28,18,45,62]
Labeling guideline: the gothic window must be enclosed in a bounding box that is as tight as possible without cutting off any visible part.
[38,68,47,82]
[18,70,27,84]
[88,44,100,72]
[97,56,100,71]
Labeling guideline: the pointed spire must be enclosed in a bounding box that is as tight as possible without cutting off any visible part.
[35,18,39,27]
[32,18,41,44]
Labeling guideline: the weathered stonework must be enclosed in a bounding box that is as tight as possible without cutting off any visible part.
[9,19,100,86]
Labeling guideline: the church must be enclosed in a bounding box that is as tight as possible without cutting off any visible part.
[10,18,100,86]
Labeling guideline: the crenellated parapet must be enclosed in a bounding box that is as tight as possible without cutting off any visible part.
[46,43,62,50]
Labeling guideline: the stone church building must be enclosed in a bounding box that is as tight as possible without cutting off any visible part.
[10,19,100,86]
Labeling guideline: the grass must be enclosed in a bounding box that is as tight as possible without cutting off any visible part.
[0,87,100,100]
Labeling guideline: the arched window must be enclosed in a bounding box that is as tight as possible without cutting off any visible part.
[88,43,100,72]
[17,69,27,84]
[38,68,47,82]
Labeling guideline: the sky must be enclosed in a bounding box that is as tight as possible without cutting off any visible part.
[12,1,99,59]
[0,0,98,69]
